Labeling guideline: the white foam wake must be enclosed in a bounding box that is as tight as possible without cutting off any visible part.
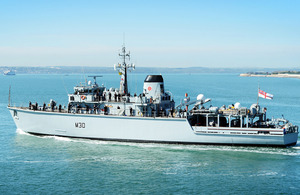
[15,129,300,156]
[16,129,30,135]
[54,136,73,142]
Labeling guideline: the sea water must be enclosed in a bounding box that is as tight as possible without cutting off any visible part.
[1,73,300,194]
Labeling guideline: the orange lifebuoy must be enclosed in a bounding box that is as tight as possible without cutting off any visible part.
[81,95,86,100]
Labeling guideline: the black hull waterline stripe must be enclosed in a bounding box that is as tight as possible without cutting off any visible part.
[27,132,296,148]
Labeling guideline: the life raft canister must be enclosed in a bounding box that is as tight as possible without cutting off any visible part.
[81,95,86,100]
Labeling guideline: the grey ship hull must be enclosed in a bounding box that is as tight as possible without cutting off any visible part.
[9,107,298,147]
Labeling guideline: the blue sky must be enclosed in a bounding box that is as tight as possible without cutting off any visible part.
[0,0,299,68]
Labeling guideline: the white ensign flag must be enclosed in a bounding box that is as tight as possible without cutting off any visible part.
[258,89,273,100]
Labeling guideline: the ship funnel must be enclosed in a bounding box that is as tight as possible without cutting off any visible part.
[143,75,164,100]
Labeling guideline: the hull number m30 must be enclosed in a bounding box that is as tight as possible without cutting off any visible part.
[75,122,85,128]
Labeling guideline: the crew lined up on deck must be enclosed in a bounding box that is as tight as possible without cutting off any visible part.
[28,99,177,118]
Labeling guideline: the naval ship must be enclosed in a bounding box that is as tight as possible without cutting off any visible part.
[8,46,299,147]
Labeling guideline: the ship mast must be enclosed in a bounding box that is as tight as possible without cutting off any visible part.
[114,45,135,95]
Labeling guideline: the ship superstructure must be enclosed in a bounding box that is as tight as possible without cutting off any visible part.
[8,46,299,147]
[67,46,174,118]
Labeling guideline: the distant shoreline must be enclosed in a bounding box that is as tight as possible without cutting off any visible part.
[240,73,300,79]
[2,66,300,75]
[0,66,280,74]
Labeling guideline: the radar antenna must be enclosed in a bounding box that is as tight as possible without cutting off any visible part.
[88,75,103,85]
[114,45,135,95]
